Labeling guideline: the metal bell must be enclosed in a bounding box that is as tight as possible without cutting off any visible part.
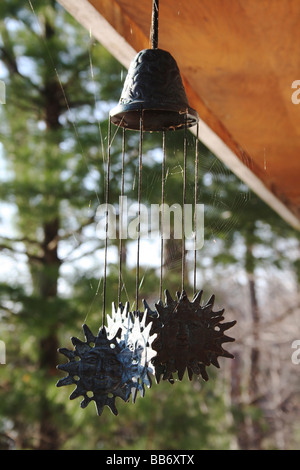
[110,48,199,131]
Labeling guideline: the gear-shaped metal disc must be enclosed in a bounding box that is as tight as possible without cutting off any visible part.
[56,325,130,416]
[107,302,157,402]
[145,289,236,383]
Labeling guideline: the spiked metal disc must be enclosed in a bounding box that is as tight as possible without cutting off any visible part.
[57,303,158,414]
[107,302,157,402]
[56,325,130,416]
[146,290,236,383]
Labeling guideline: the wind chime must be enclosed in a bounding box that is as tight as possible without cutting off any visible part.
[57,0,236,416]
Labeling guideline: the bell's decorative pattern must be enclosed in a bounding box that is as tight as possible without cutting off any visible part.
[110,48,199,131]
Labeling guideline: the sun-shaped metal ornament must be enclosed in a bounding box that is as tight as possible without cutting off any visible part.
[56,325,130,416]
[107,302,157,402]
[57,302,158,415]
[146,289,236,384]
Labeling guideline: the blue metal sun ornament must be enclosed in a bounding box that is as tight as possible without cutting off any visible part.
[56,325,129,416]
[56,302,157,415]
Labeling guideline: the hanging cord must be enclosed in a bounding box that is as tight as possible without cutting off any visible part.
[193,122,199,295]
[102,118,112,327]
[118,128,126,305]
[151,0,159,49]
[160,131,166,301]
[182,116,187,293]
[136,112,144,312]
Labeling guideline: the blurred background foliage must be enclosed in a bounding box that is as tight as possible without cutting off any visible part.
[0,0,299,450]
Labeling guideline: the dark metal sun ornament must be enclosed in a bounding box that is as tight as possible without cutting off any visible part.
[57,325,129,416]
[145,290,236,384]
[56,307,157,415]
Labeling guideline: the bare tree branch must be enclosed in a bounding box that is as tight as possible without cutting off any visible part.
[0,243,43,262]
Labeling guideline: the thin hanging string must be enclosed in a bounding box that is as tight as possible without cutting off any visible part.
[151,0,159,49]
[102,118,112,327]
[182,117,187,293]
[88,29,107,169]
[160,131,166,301]
[118,128,126,305]
[193,122,199,295]
[136,112,144,312]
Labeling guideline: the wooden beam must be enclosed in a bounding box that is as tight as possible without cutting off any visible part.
[57,0,300,230]
[57,0,137,68]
